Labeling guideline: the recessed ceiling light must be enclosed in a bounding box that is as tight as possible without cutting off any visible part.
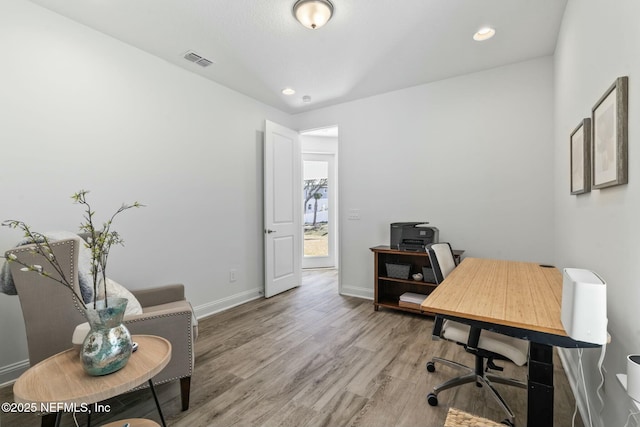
[473,27,496,41]
[282,88,296,95]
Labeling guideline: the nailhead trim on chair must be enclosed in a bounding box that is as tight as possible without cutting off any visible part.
[8,240,87,316]
[126,310,194,394]
[67,241,87,316]
[124,310,194,378]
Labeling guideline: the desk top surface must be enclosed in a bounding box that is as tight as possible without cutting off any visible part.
[421,257,568,337]
[13,335,171,405]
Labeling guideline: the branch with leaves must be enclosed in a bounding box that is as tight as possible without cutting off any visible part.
[304,178,328,207]
[72,190,144,308]
[2,190,144,310]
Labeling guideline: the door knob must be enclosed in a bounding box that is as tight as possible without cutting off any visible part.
[265,229,276,234]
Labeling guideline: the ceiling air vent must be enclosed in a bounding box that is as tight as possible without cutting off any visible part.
[183,51,214,68]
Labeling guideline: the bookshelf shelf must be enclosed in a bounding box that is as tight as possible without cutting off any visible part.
[370,246,463,317]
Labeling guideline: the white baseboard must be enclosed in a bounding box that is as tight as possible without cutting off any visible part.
[558,347,604,427]
[193,287,263,320]
[0,359,29,388]
[340,284,373,300]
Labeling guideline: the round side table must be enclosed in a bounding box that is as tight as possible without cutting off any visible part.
[14,335,171,427]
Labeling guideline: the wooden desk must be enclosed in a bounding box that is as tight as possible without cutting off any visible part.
[421,258,598,427]
[14,335,171,427]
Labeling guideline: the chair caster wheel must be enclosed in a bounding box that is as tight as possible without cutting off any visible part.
[500,420,515,426]
[427,393,438,406]
[426,361,436,373]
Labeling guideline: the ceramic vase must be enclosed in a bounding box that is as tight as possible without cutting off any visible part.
[80,297,133,376]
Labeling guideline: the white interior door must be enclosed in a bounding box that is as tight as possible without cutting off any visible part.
[264,120,301,298]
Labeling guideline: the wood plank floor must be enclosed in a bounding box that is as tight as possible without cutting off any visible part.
[0,269,582,426]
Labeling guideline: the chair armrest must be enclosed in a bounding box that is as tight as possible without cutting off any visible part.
[130,284,185,308]
[124,305,194,385]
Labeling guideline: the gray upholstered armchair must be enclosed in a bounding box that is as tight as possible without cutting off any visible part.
[4,238,197,419]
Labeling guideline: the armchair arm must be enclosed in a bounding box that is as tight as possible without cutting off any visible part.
[124,304,194,386]
[130,284,185,308]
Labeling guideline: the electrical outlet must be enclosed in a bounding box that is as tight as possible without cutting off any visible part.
[229,269,237,282]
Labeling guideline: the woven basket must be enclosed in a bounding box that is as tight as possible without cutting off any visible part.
[385,262,411,279]
[444,408,503,427]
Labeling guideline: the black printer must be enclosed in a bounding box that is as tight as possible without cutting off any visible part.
[390,222,439,251]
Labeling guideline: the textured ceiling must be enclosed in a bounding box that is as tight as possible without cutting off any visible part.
[27,0,567,114]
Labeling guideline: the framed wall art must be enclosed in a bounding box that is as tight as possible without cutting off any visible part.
[591,76,628,189]
[570,118,591,195]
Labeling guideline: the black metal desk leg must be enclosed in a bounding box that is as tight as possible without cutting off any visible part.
[148,379,167,427]
[528,342,554,427]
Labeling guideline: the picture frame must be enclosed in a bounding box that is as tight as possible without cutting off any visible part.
[570,118,591,195]
[591,76,628,189]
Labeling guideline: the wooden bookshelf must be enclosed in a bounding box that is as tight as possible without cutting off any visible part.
[370,245,464,316]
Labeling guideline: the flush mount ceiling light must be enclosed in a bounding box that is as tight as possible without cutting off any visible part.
[293,0,334,30]
[473,26,496,41]
[282,88,296,95]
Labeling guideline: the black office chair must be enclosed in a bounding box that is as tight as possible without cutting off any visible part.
[425,243,528,427]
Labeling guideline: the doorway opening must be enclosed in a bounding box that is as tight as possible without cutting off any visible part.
[300,126,338,271]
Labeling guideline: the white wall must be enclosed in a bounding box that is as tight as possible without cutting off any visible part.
[5,7,627,426]
[301,134,338,154]
[294,57,555,298]
[554,1,640,426]
[0,0,292,383]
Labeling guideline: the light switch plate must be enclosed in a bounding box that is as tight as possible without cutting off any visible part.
[347,209,360,220]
